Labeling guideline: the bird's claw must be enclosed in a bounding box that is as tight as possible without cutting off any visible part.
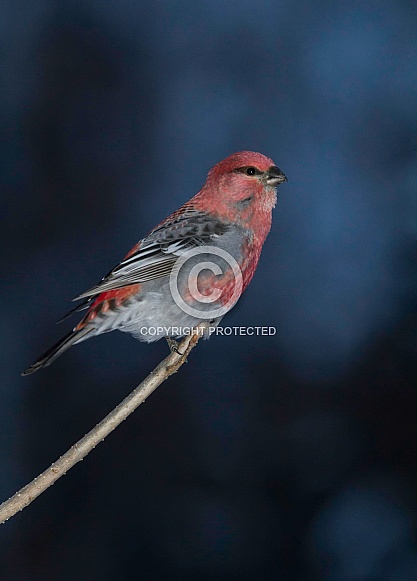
[166,337,186,359]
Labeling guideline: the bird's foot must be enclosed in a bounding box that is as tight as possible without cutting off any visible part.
[166,337,187,360]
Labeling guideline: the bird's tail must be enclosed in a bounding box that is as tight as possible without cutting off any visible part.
[22,327,92,376]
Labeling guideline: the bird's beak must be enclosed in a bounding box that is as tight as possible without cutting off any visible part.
[265,165,287,186]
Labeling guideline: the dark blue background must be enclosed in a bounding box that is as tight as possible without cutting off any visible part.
[2,1,417,579]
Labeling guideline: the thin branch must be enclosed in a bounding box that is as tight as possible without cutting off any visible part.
[0,322,209,524]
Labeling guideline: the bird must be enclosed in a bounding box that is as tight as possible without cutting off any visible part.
[22,151,287,375]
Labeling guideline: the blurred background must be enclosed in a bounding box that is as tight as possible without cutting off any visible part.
[2,0,417,579]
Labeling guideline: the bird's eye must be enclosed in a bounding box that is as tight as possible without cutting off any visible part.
[234,166,261,176]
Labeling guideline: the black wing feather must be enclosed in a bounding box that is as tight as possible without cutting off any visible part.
[73,211,229,300]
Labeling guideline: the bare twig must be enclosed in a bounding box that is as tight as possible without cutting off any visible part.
[0,323,209,524]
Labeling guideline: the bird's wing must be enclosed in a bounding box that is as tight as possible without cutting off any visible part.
[73,210,229,300]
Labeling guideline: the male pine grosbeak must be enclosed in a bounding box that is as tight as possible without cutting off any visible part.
[23,151,287,375]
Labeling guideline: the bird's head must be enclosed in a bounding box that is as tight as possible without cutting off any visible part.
[202,151,287,216]
[210,150,286,187]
